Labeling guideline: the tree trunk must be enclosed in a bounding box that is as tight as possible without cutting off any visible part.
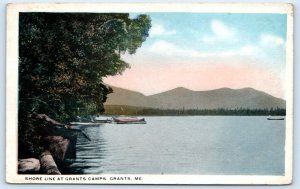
[39,150,61,175]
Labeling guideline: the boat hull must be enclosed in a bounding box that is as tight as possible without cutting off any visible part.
[69,122,103,126]
[267,118,285,120]
[112,117,146,124]
[113,121,146,124]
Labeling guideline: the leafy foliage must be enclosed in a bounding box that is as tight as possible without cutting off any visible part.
[18,13,151,157]
[104,105,286,116]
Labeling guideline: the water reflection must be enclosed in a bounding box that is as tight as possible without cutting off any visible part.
[62,126,108,174]
[62,116,285,175]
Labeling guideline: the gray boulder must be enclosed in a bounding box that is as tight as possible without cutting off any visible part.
[18,158,40,173]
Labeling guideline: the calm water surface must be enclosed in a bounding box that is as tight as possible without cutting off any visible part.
[64,116,285,175]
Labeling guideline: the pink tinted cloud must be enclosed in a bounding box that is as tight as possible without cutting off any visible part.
[103,60,284,99]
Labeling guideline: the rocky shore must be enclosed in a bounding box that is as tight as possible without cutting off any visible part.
[18,114,78,174]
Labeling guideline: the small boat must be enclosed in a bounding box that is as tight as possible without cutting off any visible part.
[267,117,285,120]
[94,119,112,123]
[93,116,112,123]
[112,117,146,124]
[69,122,103,126]
[72,115,111,125]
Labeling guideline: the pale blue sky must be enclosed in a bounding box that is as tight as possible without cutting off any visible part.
[142,13,286,46]
[108,13,288,98]
[131,12,287,68]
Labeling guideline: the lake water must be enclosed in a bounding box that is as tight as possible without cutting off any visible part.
[63,116,285,175]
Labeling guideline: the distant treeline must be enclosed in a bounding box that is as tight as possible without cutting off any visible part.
[104,105,286,116]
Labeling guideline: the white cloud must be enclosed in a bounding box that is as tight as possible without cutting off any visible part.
[199,45,258,57]
[143,40,258,59]
[211,20,235,39]
[131,34,285,63]
[148,40,198,56]
[149,23,176,36]
[202,20,236,44]
[239,45,257,55]
[260,34,285,47]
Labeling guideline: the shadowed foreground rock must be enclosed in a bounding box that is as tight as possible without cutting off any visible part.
[18,114,80,174]
[43,136,71,162]
[39,150,61,175]
[18,158,40,173]
[36,113,79,163]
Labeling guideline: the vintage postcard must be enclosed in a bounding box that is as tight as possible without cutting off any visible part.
[6,3,293,184]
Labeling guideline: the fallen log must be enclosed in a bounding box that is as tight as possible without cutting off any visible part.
[34,113,91,141]
[39,150,61,175]
[33,113,65,127]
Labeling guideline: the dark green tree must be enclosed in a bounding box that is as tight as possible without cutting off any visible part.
[18,13,151,157]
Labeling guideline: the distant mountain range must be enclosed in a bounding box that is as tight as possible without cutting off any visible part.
[104,86,286,110]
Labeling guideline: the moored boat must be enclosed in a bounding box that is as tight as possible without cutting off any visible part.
[267,116,284,120]
[69,122,103,126]
[93,116,112,123]
[112,117,146,124]
[72,115,111,125]
[267,118,285,120]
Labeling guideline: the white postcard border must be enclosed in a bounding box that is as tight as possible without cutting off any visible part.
[6,2,294,184]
